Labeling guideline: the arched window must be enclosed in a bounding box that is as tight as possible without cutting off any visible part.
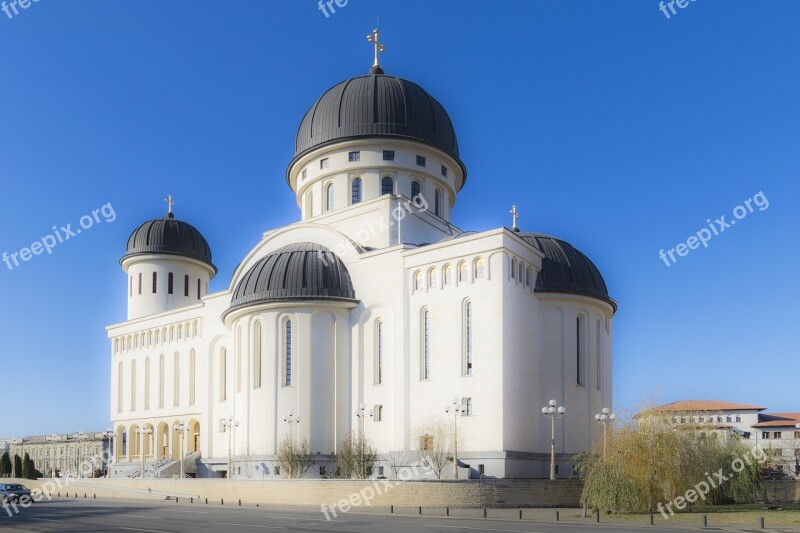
[463,397,473,416]
[576,315,586,386]
[473,258,485,279]
[375,320,384,385]
[155,329,161,344]
[458,262,468,282]
[526,267,532,287]
[464,301,473,376]
[173,352,180,406]
[284,320,293,386]
[138,273,142,295]
[178,324,183,340]
[428,268,438,289]
[422,310,431,380]
[219,348,227,401]
[414,271,423,291]
[147,331,152,347]
[189,349,196,405]
[130,360,137,411]
[236,325,242,393]
[253,321,262,389]
[117,362,123,413]
[158,354,165,408]
[144,357,150,410]
[134,335,138,349]
[411,180,421,200]
[596,320,603,390]
[168,273,174,295]
[114,338,119,353]
[326,183,335,212]
[169,327,175,342]
[351,177,362,204]
[434,189,441,217]
[444,265,454,285]
[381,176,394,195]
[152,272,157,294]
[306,190,313,216]
[184,275,189,297]
[518,261,524,283]
[511,258,517,279]
[374,405,383,422]
[194,321,200,336]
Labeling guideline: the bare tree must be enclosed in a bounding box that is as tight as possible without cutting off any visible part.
[385,451,416,480]
[335,432,379,479]
[412,419,455,480]
[276,437,316,479]
[232,447,257,479]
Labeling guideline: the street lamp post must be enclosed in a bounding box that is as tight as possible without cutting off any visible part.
[135,428,152,479]
[173,422,189,479]
[103,429,114,478]
[542,399,566,481]
[9,439,21,478]
[73,432,89,478]
[47,434,59,478]
[594,408,617,460]
[282,411,300,445]
[355,404,368,479]
[445,398,466,480]
[222,417,239,479]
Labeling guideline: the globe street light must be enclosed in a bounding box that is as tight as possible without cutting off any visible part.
[594,408,617,460]
[173,422,189,478]
[103,429,115,478]
[445,398,466,480]
[73,432,90,478]
[282,411,300,445]
[542,400,566,481]
[222,417,239,479]
[135,428,152,479]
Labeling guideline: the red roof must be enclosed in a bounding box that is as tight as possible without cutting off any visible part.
[650,400,767,413]
[753,413,800,429]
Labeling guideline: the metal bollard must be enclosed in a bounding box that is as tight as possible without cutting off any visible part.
[595,511,600,523]
[221,499,224,505]
[759,517,765,529]
[418,506,422,515]
[390,505,393,514]
[702,515,707,527]
[176,497,179,503]
[446,507,449,516]
[483,508,487,518]
[239,499,241,507]
[556,510,560,522]
[190,497,193,504]
[649,513,654,525]
[205,498,208,504]
[519,509,522,520]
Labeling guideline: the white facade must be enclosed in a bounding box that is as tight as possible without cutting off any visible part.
[107,69,616,480]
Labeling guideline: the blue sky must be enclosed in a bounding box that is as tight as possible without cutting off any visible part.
[0,1,798,437]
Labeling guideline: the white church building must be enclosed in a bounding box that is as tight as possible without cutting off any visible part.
[107,36,617,479]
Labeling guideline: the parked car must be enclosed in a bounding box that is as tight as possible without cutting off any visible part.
[0,484,33,503]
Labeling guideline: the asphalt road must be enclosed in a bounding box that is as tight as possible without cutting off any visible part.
[0,498,715,533]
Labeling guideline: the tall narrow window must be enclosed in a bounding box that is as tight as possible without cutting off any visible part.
[444,265,454,285]
[464,301,473,376]
[411,181,421,200]
[144,357,151,410]
[326,183,334,211]
[458,262,468,282]
[434,189,441,217]
[197,278,201,299]
[253,322,262,389]
[596,321,603,390]
[236,326,242,393]
[463,397,473,416]
[130,360,137,411]
[184,275,189,297]
[152,272,157,294]
[189,349,196,405]
[577,316,586,386]
[138,273,142,295]
[284,320,293,386]
[129,276,132,297]
[376,321,384,385]
[158,354,165,408]
[117,362,123,413]
[374,405,383,422]
[306,191,313,217]
[422,310,431,380]
[168,273,174,294]
[511,258,517,279]
[414,271,423,291]
[219,348,227,401]
[474,258,485,279]
[351,177,362,204]
[173,352,180,406]
[428,269,438,289]
[382,176,394,195]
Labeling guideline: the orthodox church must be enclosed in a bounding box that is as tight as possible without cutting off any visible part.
[107,31,616,479]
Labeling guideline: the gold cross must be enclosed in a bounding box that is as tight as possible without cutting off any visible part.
[164,195,176,214]
[510,205,520,228]
[367,28,385,67]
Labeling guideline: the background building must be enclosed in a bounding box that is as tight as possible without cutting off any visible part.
[3,432,110,478]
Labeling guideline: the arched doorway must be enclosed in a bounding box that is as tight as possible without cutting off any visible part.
[115,426,127,462]
[188,420,201,454]
[129,424,140,460]
[144,423,155,460]
[157,423,170,461]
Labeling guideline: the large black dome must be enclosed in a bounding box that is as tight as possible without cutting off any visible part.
[518,233,616,312]
[289,72,466,183]
[122,214,215,272]
[228,242,357,313]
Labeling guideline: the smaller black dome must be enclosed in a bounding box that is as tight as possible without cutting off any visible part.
[518,233,616,312]
[122,214,215,272]
[228,242,357,313]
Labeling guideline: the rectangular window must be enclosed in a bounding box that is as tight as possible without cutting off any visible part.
[348,151,360,162]
[197,278,201,299]
[168,273,174,295]
[285,321,292,386]
[383,150,395,161]
[576,316,585,386]
[320,158,329,169]
[762,432,769,440]
[184,275,189,297]
[422,311,431,380]
[441,165,448,177]
[478,464,485,476]
[138,273,142,295]
[220,349,227,401]
[464,302,473,375]
[152,272,157,294]
[376,321,384,385]
[774,432,782,439]
[735,415,742,422]
[253,324,262,389]
[416,155,426,167]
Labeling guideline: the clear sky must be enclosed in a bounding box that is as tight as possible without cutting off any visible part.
[1,0,798,437]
